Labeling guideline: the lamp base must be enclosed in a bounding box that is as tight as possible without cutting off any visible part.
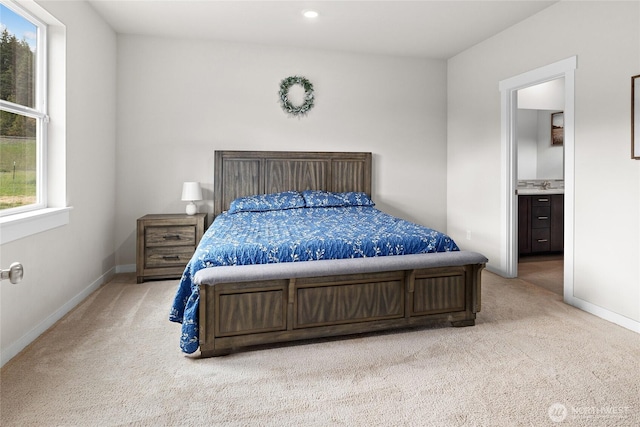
[185,202,197,215]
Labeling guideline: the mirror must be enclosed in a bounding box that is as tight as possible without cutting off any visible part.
[517,78,565,180]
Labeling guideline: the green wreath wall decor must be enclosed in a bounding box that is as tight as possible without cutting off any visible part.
[278,76,315,117]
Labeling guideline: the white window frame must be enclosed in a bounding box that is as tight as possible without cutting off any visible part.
[0,0,69,244]
[0,0,48,215]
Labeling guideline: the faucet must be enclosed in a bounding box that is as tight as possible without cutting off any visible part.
[541,181,551,190]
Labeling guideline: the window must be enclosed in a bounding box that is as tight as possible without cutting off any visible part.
[0,0,46,215]
[0,0,67,245]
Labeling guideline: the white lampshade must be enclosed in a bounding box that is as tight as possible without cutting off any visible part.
[181,182,202,215]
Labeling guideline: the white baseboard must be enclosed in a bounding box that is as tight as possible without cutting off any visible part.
[0,267,116,368]
[565,294,640,333]
[484,267,639,334]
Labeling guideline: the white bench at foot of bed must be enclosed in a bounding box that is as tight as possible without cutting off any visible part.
[195,251,487,357]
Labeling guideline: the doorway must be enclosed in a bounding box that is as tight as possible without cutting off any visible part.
[499,56,576,303]
[516,78,565,295]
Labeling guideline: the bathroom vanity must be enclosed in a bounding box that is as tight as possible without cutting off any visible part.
[518,188,564,256]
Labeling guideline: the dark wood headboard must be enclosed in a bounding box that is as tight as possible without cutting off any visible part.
[213,151,372,216]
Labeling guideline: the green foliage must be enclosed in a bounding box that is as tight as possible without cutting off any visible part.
[278,76,315,117]
[1,28,36,136]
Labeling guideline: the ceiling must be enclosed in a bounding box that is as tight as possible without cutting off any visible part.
[88,0,558,59]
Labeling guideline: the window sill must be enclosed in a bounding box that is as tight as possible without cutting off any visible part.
[0,207,72,245]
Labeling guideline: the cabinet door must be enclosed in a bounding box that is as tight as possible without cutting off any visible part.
[550,194,564,252]
[518,196,531,255]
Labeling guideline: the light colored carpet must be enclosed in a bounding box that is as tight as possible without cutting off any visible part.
[1,271,639,426]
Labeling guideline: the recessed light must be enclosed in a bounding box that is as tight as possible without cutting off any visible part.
[302,10,319,19]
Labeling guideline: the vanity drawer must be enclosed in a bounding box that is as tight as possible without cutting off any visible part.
[531,206,551,228]
[531,196,551,207]
[531,228,551,252]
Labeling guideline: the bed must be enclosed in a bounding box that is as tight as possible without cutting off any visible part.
[170,151,487,357]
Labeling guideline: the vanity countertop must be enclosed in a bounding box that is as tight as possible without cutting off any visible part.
[517,188,564,195]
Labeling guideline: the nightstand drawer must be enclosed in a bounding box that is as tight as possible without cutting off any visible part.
[145,246,195,268]
[145,226,196,247]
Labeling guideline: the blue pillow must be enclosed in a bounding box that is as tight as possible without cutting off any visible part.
[228,191,305,213]
[302,190,375,208]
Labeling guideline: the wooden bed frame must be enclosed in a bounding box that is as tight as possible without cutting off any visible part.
[196,150,486,357]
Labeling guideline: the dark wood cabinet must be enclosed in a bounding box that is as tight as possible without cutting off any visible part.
[518,196,531,255]
[518,194,563,256]
[549,194,564,252]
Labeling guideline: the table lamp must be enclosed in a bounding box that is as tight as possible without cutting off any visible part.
[181,182,202,215]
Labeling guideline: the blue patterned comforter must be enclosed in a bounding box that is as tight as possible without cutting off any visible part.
[170,204,459,353]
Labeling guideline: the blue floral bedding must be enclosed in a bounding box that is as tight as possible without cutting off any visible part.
[169,191,459,353]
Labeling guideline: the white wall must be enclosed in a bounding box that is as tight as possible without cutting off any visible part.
[517,109,539,179]
[448,1,639,323]
[0,1,117,365]
[535,111,563,179]
[115,36,449,266]
[518,78,564,110]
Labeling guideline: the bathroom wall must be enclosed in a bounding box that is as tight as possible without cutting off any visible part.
[517,109,564,180]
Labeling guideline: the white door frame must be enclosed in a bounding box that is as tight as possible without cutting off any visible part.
[499,56,576,303]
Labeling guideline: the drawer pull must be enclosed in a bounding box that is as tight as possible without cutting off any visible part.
[537,216,549,220]
[536,239,548,243]
[162,255,180,260]
[537,198,549,202]
[163,234,181,240]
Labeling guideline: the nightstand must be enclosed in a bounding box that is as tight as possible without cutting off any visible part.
[136,213,207,283]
